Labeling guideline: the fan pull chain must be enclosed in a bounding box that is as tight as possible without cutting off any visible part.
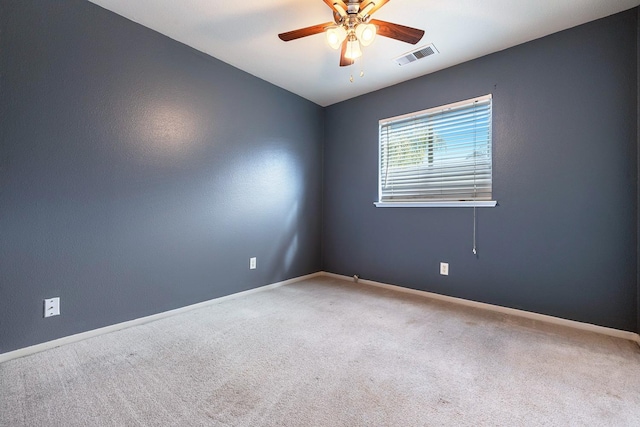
[348,56,365,83]
[350,56,355,83]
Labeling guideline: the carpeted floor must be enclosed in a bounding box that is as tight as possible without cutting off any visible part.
[1,276,639,426]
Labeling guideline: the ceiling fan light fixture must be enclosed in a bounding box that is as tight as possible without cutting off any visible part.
[345,39,362,60]
[355,23,376,46]
[326,26,347,49]
[277,0,424,68]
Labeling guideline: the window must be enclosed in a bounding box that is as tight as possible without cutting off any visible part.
[376,94,495,207]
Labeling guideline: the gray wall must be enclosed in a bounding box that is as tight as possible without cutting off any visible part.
[0,0,323,353]
[323,10,638,332]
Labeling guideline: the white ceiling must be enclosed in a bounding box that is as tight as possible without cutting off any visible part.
[87,0,639,106]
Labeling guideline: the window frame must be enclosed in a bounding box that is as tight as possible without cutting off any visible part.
[375,94,496,208]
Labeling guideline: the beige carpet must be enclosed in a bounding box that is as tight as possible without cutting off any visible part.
[1,276,639,426]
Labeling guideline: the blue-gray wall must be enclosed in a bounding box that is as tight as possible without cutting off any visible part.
[323,9,639,332]
[637,6,640,335]
[0,0,323,353]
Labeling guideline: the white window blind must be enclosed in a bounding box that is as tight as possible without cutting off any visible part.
[378,94,492,204]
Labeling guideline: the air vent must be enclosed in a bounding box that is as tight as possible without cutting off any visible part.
[394,44,439,66]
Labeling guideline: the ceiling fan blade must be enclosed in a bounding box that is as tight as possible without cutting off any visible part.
[370,19,424,44]
[359,0,390,18]
[278,22,334,41]
[340,39,355,67]
[323,0,348,14]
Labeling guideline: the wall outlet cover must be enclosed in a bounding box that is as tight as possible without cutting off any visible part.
[440,262,449,276]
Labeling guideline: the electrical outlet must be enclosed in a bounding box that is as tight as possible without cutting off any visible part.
[44,297,60,318]
[440,262,449,276]
[249,257,257,270]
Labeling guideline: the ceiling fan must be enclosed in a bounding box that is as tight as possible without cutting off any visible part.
[278,0,425,67]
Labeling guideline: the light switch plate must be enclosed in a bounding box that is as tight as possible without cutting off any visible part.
[44,297,60,317]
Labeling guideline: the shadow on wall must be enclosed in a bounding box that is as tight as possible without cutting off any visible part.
[214,142,306,283]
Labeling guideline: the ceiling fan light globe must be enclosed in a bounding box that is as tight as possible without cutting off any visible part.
[326,26,347,50]
[356,23,376,46]
[345,39,362,60]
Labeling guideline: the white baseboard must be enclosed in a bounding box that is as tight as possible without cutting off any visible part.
[2,270,638,363]
[320,272,640,344]
[0,272,324,364]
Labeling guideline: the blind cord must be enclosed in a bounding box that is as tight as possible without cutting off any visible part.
[472,100,478,256]
[382,126,390,191]
[473,206,477,255]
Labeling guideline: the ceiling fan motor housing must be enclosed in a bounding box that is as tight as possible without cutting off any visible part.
[347,1,360,14]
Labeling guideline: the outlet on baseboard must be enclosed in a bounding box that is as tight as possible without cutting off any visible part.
[44,297,60,318]
[440,262,449,276]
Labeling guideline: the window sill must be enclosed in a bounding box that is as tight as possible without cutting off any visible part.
[374,201,497,208]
